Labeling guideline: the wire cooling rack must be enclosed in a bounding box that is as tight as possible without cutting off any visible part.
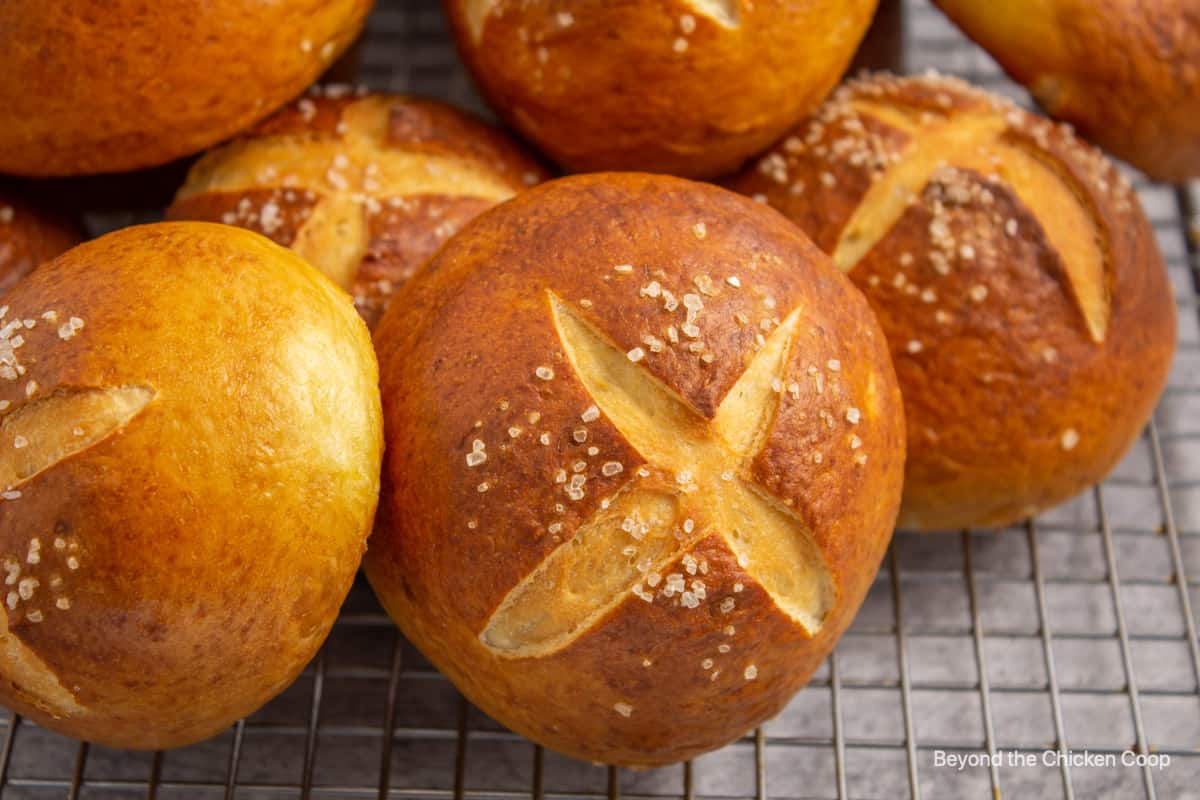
[3,1,1199,798]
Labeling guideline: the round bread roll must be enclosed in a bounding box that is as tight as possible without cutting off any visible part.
[729,73,1176,530]
[0,222,382,749]
[367,172,905,765]
[931,0,1200,182]
[0,0,373,176]
[169,90,550,328]
[441,0,879,178]
[0,193,82,295]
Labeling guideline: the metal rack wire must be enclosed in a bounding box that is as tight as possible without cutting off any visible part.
[2,1,1198,797]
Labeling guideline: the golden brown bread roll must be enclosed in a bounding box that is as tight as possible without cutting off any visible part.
[441,0,878,178]
[931,0,1200,181]
[169,90,550,328]
[0,222,382,749]
[367,172,905,765]
[0,0,373,176]
[730,73,1177,530]
[0,193,82,295]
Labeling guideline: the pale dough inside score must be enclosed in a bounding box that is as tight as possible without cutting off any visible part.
[0,384,157,718]
[462,0,740,42]
[832,101,1110,343]
[680,0,740,27]
[0,385,155,491]
[480,292,835,658]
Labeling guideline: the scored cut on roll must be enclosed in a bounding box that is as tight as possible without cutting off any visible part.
[0,222,383,749]
[0,0,373,176]
[0,193,83,295]
[169,89,550,328]
[367,172,905,766]
[729,71,1177,530]
[441,0,879,178]
[932,0,1200,182]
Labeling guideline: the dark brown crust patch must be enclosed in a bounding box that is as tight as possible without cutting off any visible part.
[250,93,362,138]
[0,193,82,295]
[167,189,320,249]
[385,98,548,189]
[355,194,497,329]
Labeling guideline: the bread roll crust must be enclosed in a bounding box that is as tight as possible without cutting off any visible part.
[932,0,1200,181]
[368,173,904,765]
[0,222,383,749]
[0,0,373,176]
[730,73,1176,530]
[441,0,878,178]
[170,92,549,328]
[0,194,82,295]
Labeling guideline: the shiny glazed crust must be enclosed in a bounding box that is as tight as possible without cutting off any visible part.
[441,0,878,178]
[729,73,1177,530]
[0,223,383,749]
[933,0,1200,181]
[367,173,905,765]
[0,0,373,176]
[169,91,550,328]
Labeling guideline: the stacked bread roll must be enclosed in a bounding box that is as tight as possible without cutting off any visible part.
[730,73,1176,529]
[169,90,548,327]
[441,0,879,177]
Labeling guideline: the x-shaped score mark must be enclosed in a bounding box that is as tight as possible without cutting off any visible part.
[481,293,834,658]
[0,383,155,716]
[177,98,520,291]
[832,100,1109,342]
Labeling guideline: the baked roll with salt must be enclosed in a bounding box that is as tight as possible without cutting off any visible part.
[932,0,1200,182]
[0,223,382,749]
[441,0,879,178]
[169,90,549,328]
[367,173,905,765]
[0,193,82,295]
[730,73,1176,530]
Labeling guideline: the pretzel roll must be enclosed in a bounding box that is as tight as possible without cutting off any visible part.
[368,173,905,765]
[441,0,878,178]
[169,91,550,327]
[0,194,82,295]
[0,0,373,176]
[932,0,1200,181]
[0,223,382,749]
[730,73,1176,530]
